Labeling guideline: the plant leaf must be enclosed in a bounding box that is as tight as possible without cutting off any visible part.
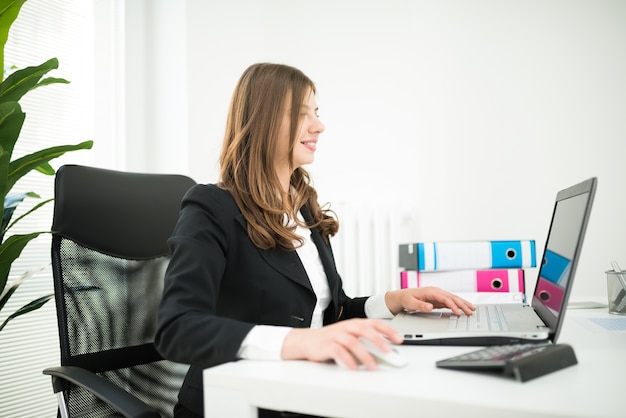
[0,99,20,125]
[34,161,54,175]
[0,293,53,332]
[0,57,59,103]
[33,76,70,89]
[0,0,28,80]
[0,101,25,160]
[6,197,51,232]
[0,146,9,210]
[0,232,45,292]
[0,276,18,310]
[0,263,46,311]
[3,190,38,208]
[1,191,39,239]
[6,140,93,193]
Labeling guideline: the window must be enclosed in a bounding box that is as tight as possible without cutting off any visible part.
[0,1,100,415]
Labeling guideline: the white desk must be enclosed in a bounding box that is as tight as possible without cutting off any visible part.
[203,307,624,418]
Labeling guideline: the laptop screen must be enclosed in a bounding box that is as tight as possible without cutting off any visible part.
[532,177,596,342]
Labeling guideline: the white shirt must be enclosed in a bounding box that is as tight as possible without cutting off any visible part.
[237,212,393,360]
[294,212,331,329]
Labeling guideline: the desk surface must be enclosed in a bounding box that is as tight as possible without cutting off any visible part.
[203,306,624,418]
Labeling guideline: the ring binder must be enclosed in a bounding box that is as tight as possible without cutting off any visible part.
[399,240,537,272]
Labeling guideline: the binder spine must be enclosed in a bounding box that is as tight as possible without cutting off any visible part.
[399,240,536,272]
[400,269,526,294]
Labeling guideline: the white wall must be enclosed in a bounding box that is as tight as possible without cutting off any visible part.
[126,0,626,300]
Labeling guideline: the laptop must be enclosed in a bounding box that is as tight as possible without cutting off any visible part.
[391,177,597,346]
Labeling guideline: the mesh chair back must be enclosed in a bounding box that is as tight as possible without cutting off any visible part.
[51,165,195,417]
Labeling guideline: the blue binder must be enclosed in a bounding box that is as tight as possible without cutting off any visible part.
[399,240,537,272]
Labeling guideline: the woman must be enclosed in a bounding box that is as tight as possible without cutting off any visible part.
[155,63,475,418]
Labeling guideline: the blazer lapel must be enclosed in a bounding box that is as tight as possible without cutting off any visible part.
[234,213,313,291]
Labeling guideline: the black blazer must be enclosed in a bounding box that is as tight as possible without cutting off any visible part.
[155,184,368,414]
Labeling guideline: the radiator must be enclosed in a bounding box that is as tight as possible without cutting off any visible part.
[330,203,416,298]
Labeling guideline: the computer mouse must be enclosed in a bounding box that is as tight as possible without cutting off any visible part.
[335,338,409,369]
[360,337,409,368]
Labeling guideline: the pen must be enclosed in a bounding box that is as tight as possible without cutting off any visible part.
[610,260,626,311]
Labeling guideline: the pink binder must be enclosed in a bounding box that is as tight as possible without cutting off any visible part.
[401,269,525,294]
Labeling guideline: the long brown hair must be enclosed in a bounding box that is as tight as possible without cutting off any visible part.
[219,63,338,250]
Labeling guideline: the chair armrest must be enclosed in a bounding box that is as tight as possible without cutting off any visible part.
[43,366,161,418]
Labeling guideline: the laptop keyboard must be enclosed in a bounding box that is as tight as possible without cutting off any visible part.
[448,305,509,332]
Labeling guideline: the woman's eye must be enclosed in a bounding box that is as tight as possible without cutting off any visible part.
[299,110,319,119]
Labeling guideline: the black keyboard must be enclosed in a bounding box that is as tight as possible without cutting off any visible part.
[436,343,577,382]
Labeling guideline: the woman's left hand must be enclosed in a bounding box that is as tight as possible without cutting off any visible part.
[384,287,476,316]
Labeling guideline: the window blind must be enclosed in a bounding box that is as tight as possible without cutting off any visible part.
[0,1,97,416]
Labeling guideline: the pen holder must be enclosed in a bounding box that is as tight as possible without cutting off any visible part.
[606,270,626,315]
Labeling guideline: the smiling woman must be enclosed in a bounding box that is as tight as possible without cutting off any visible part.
[154,62,474,418]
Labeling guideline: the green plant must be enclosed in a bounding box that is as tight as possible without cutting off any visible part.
[0,0,93,332]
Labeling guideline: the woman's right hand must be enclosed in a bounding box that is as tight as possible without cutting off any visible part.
[281,318,402,371]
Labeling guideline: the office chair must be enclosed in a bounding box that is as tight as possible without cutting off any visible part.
[43,165,195,418]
